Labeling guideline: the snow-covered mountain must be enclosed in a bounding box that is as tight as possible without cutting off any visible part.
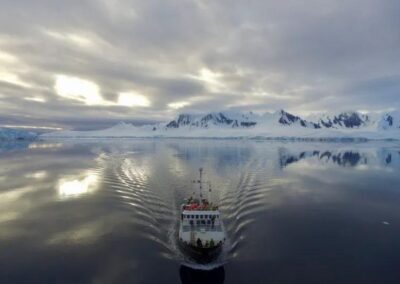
[0,128,37,140]
[378,111,400,130]
[164,112,258,129]
[314,112,370,129]
[162,110,329,130]
[276,110,320,128]
[42,109,400,140]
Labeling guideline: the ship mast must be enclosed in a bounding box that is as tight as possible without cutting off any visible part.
[199,167,203,199]
[207,181,212,202]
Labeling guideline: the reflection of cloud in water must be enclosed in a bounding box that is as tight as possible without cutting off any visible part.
[0,186,33,231]
[120,158,150,184]
[58,172,98,198]
[29,143,63,149]
[0,141,31,153]
[47,220,103,245]
[1,140,400,283]
[0,186,33,204]
[168,141,254,177]
[0,141,63,153]
[0,212,19,224]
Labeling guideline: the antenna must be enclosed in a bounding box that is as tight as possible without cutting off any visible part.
[199,168,203,198]
[191,180,196,197]
[208,181,212,202]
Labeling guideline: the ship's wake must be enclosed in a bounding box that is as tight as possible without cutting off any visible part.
[102,155,178,258]
[100,151,273,270]
[219,158,274,262]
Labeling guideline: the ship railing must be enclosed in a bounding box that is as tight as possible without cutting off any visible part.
[183,207,219,212]
[181,225,223,232]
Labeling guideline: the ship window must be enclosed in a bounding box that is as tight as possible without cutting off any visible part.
[195,215,198,219]
[191,215,194,218]
[207,220,211,224]
[201,220,206,225]
[190,220,194,225]
[196,220,200,225]
[200,215,203,219]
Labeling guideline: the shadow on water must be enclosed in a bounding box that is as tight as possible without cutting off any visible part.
[179,265,225,284]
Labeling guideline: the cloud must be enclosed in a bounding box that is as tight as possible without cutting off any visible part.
[168,101,191,110]
[54,75,105,105]
[0,0,399,129]
[117,92,150,107]
[54,75,152,111]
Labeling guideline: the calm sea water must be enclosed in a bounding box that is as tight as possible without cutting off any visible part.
[1,139,400,284]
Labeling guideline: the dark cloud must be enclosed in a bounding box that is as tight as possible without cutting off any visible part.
[0,0,399,129]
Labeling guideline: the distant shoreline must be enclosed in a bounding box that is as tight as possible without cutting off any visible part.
[40,136,399,142]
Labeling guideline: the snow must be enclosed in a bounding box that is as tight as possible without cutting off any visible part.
[377,111,400,130]
[42,110,400,140]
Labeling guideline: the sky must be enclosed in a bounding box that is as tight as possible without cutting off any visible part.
[0,0,399,130]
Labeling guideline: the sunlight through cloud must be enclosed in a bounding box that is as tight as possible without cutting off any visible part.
[45,30,93,48]
[0,51,18,63]
[54,75,105,105]
[168,101,190,109]
[54,75,151,107]
[188,68,226,93]
[25,97,46,103]
[0,72,31,88]
[117,92,151,107]
[25,171,48,179]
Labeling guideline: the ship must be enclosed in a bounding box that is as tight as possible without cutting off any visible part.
[178,168,225,263]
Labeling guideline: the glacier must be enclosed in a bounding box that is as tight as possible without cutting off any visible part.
[42,110,400,140]
[0,128,37,141]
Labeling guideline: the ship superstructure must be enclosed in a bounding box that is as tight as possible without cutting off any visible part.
[178,168,225,262]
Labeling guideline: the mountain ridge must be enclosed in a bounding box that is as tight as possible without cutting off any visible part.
[42,109,400,140]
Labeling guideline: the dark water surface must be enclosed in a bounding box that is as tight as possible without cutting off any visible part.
[1,139,400,284]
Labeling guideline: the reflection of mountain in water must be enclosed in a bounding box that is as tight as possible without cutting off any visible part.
[179,265,225,284]
[170,141,253,172]
[279,148,400,169]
